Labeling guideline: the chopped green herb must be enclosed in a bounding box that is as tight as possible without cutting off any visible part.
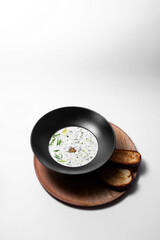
[54,154,61,159]
[49,138,55,146]
[57,139,61,145]
[53,133,60,137]
[53,150,59,152]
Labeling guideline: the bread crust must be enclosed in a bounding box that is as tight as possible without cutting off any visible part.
[109,149,141,167]
[97,166,133,190]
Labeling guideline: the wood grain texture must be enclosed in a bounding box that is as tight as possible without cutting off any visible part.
[34,123,137,207]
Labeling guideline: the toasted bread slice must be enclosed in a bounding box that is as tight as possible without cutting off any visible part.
[97,166,133,190]
[109,149,141,167]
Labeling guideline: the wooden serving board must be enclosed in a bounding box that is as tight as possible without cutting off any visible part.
[34,123,137,207]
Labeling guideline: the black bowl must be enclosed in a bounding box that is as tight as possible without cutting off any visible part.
[31,107,116,175]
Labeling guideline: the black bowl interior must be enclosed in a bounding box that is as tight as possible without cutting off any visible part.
[31,107,116,175]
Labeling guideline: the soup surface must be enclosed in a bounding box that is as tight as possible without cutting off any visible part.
[48,126,98,167]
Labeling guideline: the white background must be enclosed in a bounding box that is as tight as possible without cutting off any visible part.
[1,1,160,240]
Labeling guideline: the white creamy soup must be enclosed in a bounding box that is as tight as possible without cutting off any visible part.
[48,126,98,167]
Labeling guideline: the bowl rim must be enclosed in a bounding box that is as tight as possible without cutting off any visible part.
[31,106,116,175]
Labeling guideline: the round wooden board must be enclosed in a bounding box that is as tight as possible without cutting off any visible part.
[34,123,137,207]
